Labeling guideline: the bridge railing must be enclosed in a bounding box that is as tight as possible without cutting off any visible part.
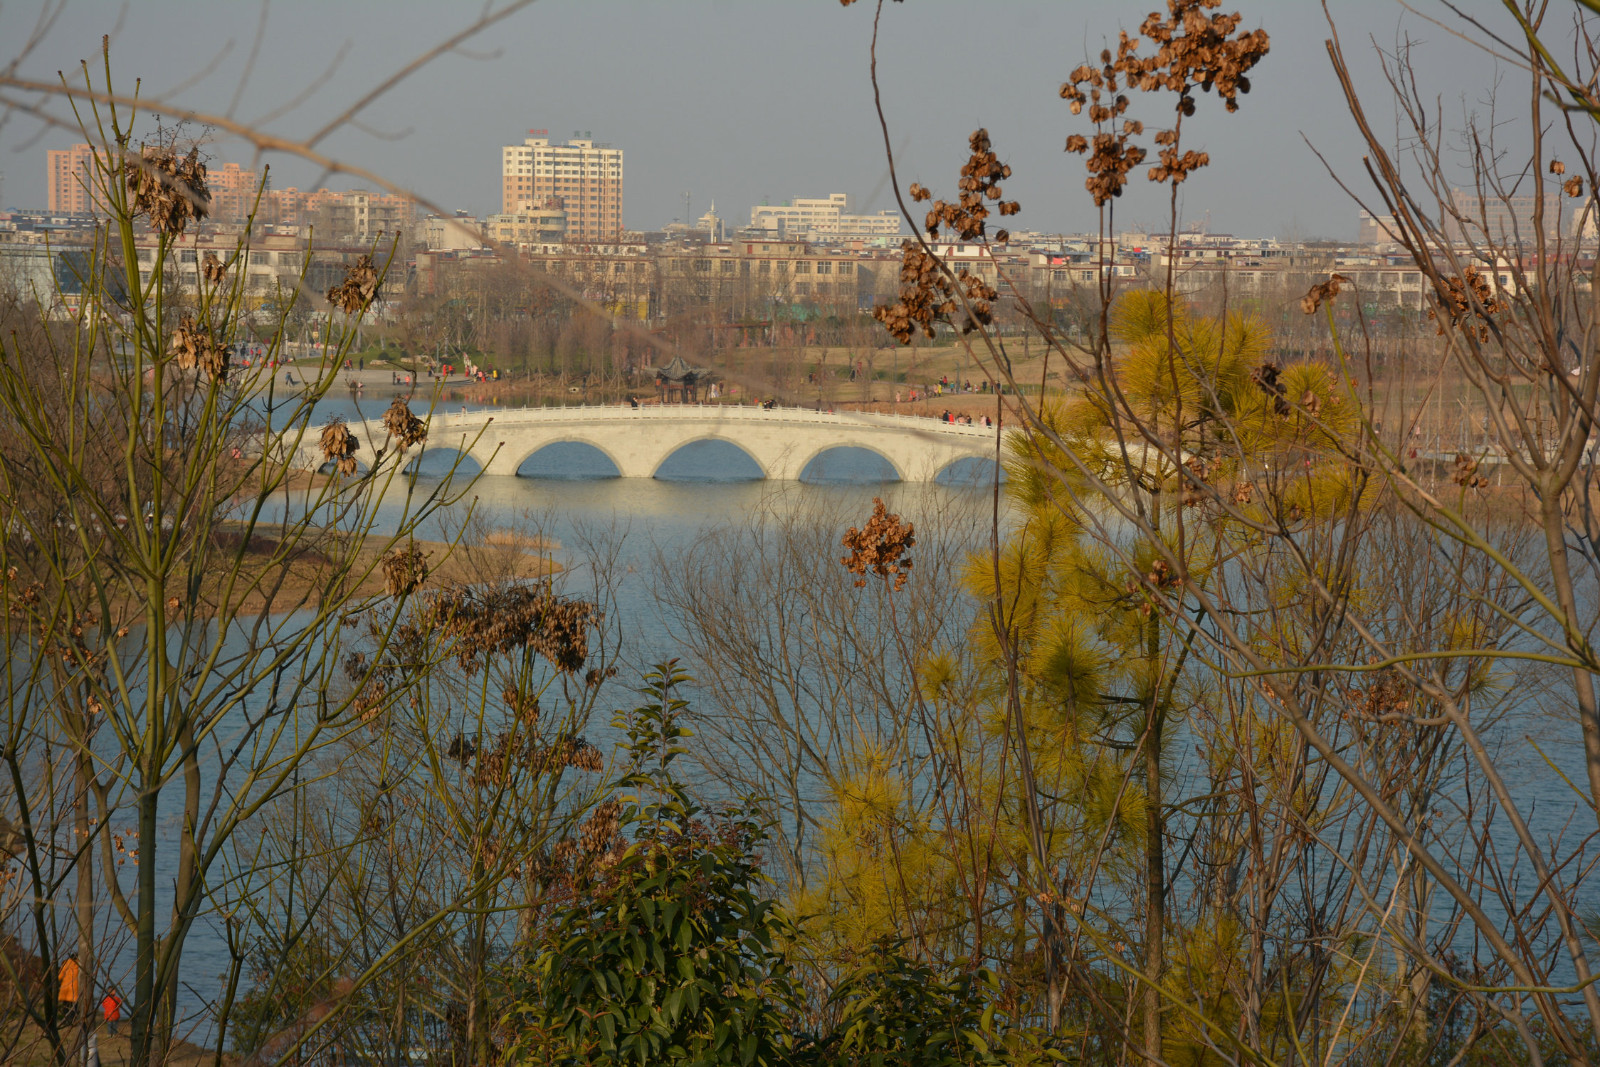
[408,403,1002,438]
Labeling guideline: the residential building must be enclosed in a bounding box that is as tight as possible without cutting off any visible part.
[1358,209,1400,247]
[46,143,103,215]
[748,193,903,242]
[1446,187,1572,245]
[483,202,568,248]
[501,130,624,241]
[265,187,418,241]
[425,214,488,251]
[130,231,378,308]
[210,162,264,223]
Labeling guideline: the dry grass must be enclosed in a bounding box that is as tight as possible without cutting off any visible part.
[190,524,561,618]
[481,528,560,553]
[7,1022,231,1067]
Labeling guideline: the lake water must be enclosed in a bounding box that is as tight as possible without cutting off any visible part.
[103,389,1003,1048]
[70,388,1600,1047]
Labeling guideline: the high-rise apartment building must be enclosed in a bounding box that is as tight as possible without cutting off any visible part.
[501,130,623,241]
[46,143,103,214]
[210,162,264,222]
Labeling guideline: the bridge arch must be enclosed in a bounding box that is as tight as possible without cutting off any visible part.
[294,408,1011,483]
[404,446,482,477]
[512,438,625,479]
[316,457,371,477]
[934,454,1006,487]
[652,435,768,480]
[795,442,903,483]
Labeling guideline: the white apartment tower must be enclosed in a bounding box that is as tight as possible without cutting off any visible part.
[501,129,623,242]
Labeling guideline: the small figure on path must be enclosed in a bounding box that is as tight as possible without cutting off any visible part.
[57,956,79,1023]
[102,990,123,1036]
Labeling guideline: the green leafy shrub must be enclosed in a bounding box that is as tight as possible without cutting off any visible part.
[505,663,803,1066]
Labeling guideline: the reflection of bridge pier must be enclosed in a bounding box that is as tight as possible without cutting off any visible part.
[295,404,1008,482]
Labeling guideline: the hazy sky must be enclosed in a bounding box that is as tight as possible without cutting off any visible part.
[0,1,1562,239]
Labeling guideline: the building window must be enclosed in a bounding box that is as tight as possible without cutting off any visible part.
[249,251,269,265]
[694,260,710,272]
[837,262,853,275]
[180,250,197,263]
[794,262,811,274]
[795,282,810,295]
[816,261,832,275]
[720,261,735,274]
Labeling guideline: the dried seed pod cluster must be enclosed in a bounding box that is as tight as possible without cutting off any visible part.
[1127,557,1184,617]
[1062,44,1149,205]
[1062,1,1268,198]
[381,398,428,449]
[578,800,621,854]
[872,243,954,343]
[503,685,541,727]
[327,254,381,314]
[1300,273,1350,315]
[425,583,602,673]
[911,128,1019,242]
[128,145,210,235]
[168,316,229,380]
[1181,456,1213,507]
[872,130,1015,344]
[841,497,916,592]
[1067,128,1149,207]
[1130,2,1269,112]
[382,545,430,598]
[202,251,227,287]
[320,419,360,477]
[1347,671,1413,719]
[872,239,1000,344]
[1149,128,1209,185]
[1428,267,1506,343]
[1250,361,1291,418]
[1451,453,1489,490]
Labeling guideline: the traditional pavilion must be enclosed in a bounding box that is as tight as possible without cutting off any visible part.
[653,354,717,404]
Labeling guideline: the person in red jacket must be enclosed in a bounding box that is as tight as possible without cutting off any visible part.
[101,989,123,1036]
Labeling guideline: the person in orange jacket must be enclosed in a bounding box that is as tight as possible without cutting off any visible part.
[57,956,79,1023]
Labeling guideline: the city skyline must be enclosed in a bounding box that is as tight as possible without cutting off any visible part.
[0,1,1526,239]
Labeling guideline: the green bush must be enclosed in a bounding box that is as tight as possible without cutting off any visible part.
[505,664,803,1066]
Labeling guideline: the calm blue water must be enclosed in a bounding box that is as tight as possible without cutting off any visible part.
[58,389,1600,1046]
[81,400,999,1047]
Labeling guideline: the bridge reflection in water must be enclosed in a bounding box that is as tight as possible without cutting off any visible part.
[299,404,1008,484]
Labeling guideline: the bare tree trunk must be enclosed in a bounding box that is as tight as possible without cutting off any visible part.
[73,733,95,1067]
[1142,687,1165,1063]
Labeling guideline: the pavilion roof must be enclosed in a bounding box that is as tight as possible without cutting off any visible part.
[655,354,716,382]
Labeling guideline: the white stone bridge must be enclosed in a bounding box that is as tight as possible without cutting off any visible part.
[296,404,1008,482]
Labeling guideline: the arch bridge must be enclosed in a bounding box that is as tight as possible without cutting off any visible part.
[297,404,1007,482]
